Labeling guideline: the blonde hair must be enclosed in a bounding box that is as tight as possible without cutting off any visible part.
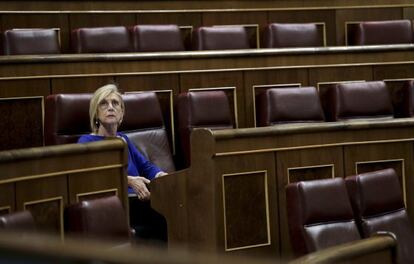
[89,84,125,133]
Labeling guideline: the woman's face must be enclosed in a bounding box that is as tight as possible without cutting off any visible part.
[96,93,124,128]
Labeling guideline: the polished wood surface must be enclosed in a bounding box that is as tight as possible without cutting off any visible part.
[151,118,414,259]
[0,139,129,238]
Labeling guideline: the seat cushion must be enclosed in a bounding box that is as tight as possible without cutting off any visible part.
[3,29,60,55]
[263,23,321,48]
[192,26,250,50]
[132,24,185,52]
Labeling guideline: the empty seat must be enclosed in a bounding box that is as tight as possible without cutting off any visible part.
[2,28,60,55]
[192,26,250,50]
[348,20,413,45]
[286,177,361,256]
[131,25,185,52]
[176,90,234,167]
[256,86,325,126]
[0,211,35,232]
[65,196,131,243]
[45,92,175,172]
[71,26,132,53]
[262,23,322,48]
[392,80,414,118]
[323,81,393,121]
[345,168,414,264]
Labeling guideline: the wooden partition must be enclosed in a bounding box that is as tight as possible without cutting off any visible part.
[0,139,128,238]
[151,118,414,259]
[1,45,414,151]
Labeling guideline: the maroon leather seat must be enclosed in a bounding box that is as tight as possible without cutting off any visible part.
[65,196,131,243]
[348,20,413,45]
[286,177,361,256]
[0,211,35,232]
[323,81,394,121]
[2,28,60,55]
[345,168,414,264]
[71,26,132,53]
[262,23,322,48]
[176,90,234,167]
[45,92,175,172]
[192,26,250,50]
[131,24,185,52]
[256,87,325,126]
[286,178,361,255]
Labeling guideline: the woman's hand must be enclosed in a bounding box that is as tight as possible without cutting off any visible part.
[128,176,151,201]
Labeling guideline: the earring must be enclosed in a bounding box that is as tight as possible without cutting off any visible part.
[95,119,100,128]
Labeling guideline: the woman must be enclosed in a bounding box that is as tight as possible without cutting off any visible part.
[78,84,166,199]
[78,84,168,243]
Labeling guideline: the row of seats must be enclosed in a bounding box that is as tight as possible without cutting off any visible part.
[287,168,414,264]
[45,79,414,169]
[2,19,413,55]
[0,195,132,246]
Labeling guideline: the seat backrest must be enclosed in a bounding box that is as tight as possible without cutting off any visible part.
[64,196,130,243]
[192,26,250,50]
[131,24,185,52]
[393,80,414,118]
[286,177,361,256]
[44,92,175,172]
[348,20,413,45]
[0,211,36,232]
[176,90,234,167]
[71,26,132,53]
[345,168,414,264]
[256,87,325,126]
[3,28,60,55]
[323,81,393,121]
[262,23,322,48]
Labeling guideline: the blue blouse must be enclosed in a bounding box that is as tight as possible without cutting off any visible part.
[78,132,162,194]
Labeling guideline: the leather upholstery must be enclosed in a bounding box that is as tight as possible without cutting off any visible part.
[345,168,414,264]
[256,87,325,126]
[263,23,321,48]
[3,29,60,55]
[286,178,361,256]
[45,92,175,172]
[65,196,130,243]
[325,81,393,121]
[131,25,185,52]
[393,80,414,117]
[177,90,234,167]
[192,26,250,50]
[0,211,35,232]
[71,26,132,53]
[348,20,413,45]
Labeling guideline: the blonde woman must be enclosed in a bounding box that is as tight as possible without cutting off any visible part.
[78,84,165,200]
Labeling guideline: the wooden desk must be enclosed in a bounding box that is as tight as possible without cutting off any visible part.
[151,118,414,258]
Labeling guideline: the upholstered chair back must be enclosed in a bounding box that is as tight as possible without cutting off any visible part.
[131,24,185,52]
[71,26,132,53]
[286,177,361,256]
[262,23,322,48]
[3,28,60,55]
[192,26,250,50]
[256,86,325,126]
[0,211,36,232]
[345,168,414,264]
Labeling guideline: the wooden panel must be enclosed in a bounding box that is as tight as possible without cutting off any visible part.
[222,170,269,251]
[16,176,67,235]
[69,14,136,31]
[136,13,202,28]
[268,10,336,46]
[309,66,373,87]
[276,147,343,259]
[0,184,14,213]
[77,189,117,202]
[0,97,43,150]
[180,71,246,128]
[344,142,414,222]
[0,79,50,98]
[243,69,309,128]
[373,64,414,80]
[0,14,70,52]
[403,7,414,19]
[336,7,402,45]
[203,11,267,27]
[51,76,115,94]
[216,152,278,257]
[68,169,123,204]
